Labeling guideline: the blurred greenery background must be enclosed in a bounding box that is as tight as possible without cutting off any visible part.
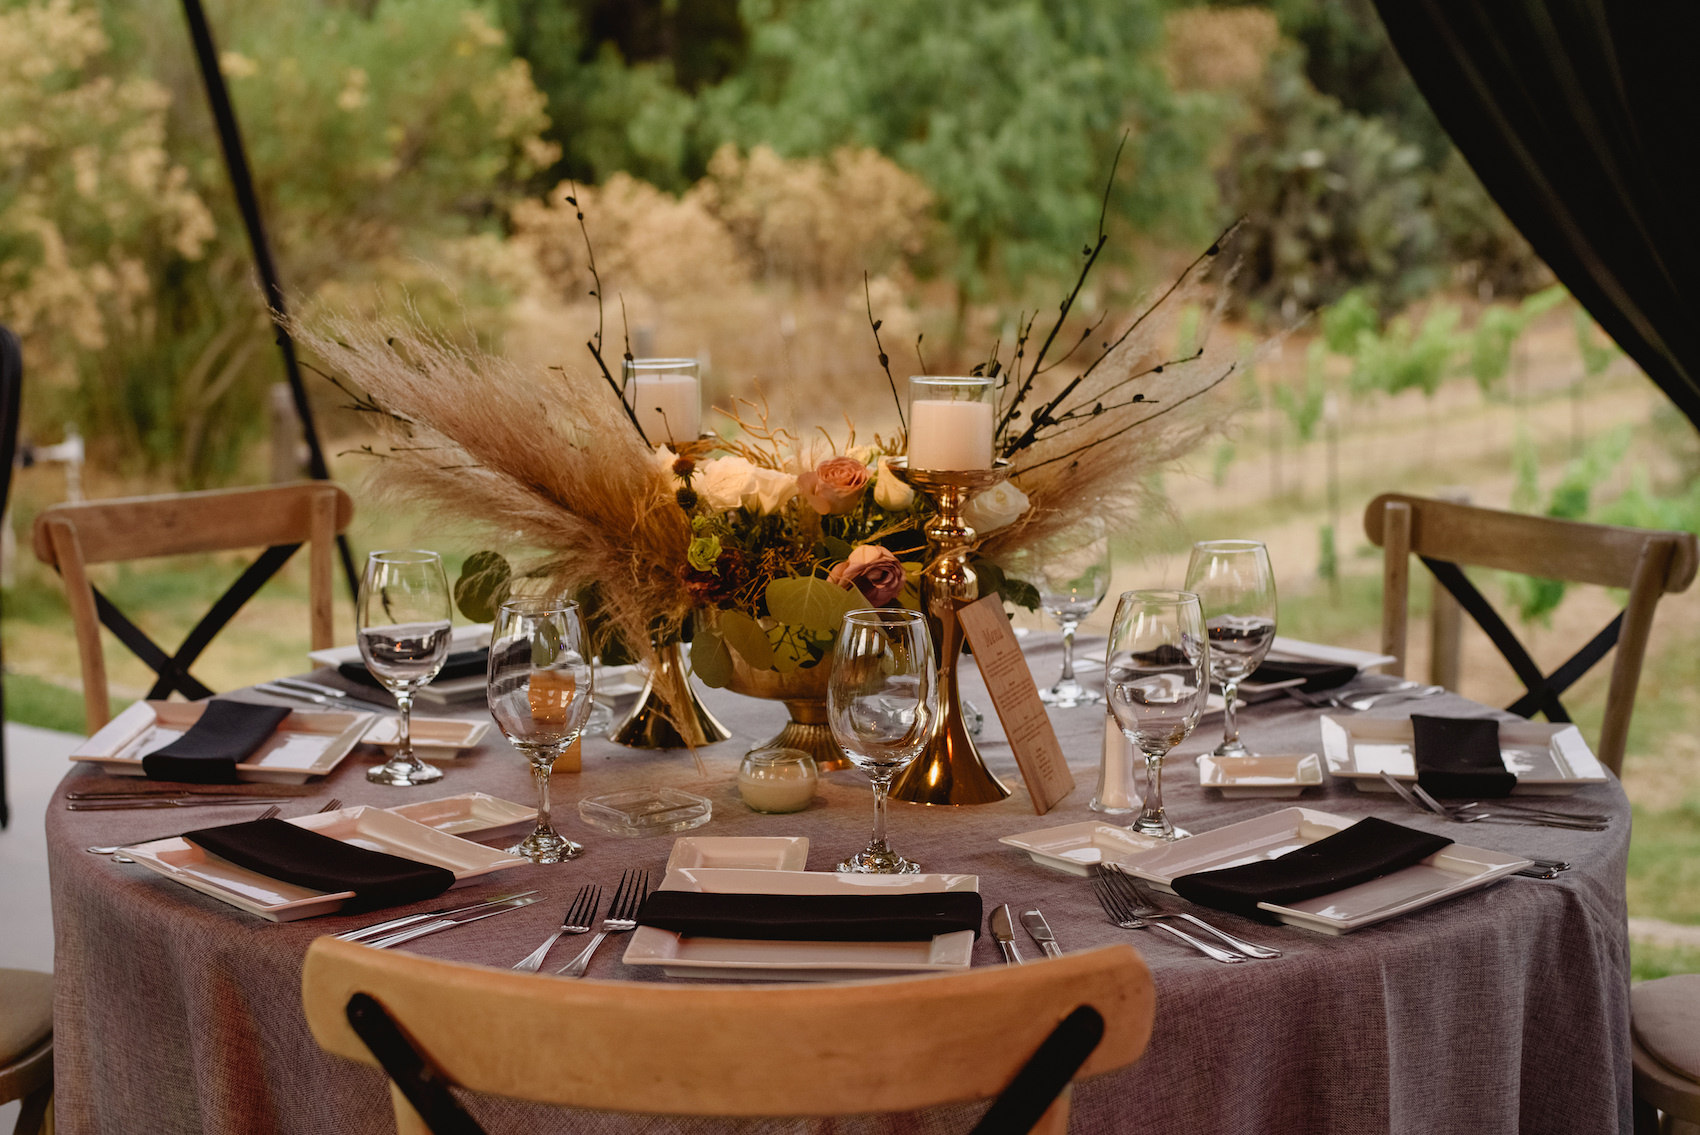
[3,0,1697,973]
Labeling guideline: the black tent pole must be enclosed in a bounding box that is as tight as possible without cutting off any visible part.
[179,0,360,602]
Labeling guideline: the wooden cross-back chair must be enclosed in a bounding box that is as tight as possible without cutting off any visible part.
[302,937,1156,1135]
[2,324,23,828]
[32,482,353,735]
[1364,492,1698,776]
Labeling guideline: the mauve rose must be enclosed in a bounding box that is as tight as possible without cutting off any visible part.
[797,455,872,515]
[828,544,906,605]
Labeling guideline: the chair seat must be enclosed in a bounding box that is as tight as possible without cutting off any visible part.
[0,969,52,1066]
[1633,975,1700,1085]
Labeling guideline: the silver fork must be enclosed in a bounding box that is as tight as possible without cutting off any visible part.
[317,798,343,813]
[1104,867,1283,959]
[1091,874,1246,963]
[92,803,284,859]
[513,885,601,972]
[1411,782,1607,830]
[555,870,648,978]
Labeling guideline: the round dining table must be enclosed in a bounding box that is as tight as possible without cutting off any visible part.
[43,637,1635,1134]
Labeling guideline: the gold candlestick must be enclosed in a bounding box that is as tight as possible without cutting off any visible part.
[886,459,1012,806]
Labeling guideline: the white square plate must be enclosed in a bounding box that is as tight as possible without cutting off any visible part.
[360,716,491,755]
[121,805,525,922]
[385,793,535,837]
[665,837,810,872]
[623,868,979,981]
[1319,715,1608,796]
[1196,753,1325,798]
[1114,806,1530,935]
[997,822,1165,876]
[71,701,374,784]
[307,624,491,669]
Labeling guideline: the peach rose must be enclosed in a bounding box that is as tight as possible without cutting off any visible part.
[797,455,872,515]
[828,544,906,606]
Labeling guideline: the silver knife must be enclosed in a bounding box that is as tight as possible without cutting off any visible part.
[68,797,293,810]
[1020,909,1063,958]
[273,677,351,700]
[368,893,543,949]
[336,890,540,942]
[255,682,332,705]
[990,904,1024,964]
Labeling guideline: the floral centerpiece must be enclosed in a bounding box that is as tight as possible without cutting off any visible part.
[299,208,1248,762]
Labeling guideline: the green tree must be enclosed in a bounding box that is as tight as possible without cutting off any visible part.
[697,0,1218,308]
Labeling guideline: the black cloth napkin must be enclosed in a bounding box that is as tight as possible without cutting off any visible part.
[141,700,292,784]
[1412,714,1516,798]
[184,817,456,913]
[636,891,984,941]
[339,647,489,690]
[1170,817,1454,922]
[1248,659,1358,692]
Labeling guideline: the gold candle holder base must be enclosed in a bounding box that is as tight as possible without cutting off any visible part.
[886,459,1012,806]
[611,641,732,749]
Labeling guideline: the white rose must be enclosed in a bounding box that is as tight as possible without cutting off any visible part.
[846,444,878,465]
[873,456,914,510]
[652,446,680,478]
[963,482,1030,533]
[696,456,758,512]
[746,466,799,514]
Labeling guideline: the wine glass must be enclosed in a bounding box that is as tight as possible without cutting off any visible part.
[1184,540,1277,758]
[828,609,938,874]
[359,550,453,787]
[1105,589,1209,840]
[1004,524,1112,707]
[487,597,593,863]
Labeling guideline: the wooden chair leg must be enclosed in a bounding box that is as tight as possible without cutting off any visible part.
[12,1084,51,1135]
[1380,502,1412,678]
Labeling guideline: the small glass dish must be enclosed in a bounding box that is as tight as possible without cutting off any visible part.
[577,787,713,836]
[737,747,819,814]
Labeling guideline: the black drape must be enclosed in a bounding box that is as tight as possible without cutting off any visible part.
[1373,1,1700,426]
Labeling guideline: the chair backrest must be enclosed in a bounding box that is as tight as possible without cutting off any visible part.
[1,325,22,829]
[1364,492,1698,775]
[302,937,1155,1135]
[32,482,353,733]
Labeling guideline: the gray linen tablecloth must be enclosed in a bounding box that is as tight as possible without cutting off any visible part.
[44,637,1634,1134]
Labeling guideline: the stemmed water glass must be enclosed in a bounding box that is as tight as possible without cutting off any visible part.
[1184,539,1277,757]
[359,550,453,787]
[1105,589,1209,840]
[487,597,593,863]
[1027,524,1112,707]
[828,609,938,874]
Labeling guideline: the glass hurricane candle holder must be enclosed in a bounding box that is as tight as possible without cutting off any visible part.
[907,376,995,471]
[622,357,702,447]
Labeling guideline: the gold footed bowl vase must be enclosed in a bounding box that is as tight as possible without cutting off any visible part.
[723,654,852,771]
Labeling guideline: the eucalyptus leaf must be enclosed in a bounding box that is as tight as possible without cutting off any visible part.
[769,625,809,674]
[766,575,861,634]
[822,535,854,560]
[690,621,733,688]
[453,551,511,623]
[718,609,775,670]
[1001,576,1043,612]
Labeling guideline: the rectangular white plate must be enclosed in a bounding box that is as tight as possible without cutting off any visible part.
[665,837,811,872]
[623,868,979,981]
[71,701,375,784]
[361,716,491,755]
[1319,715,1609,796]
[1197,753,1325,798]
[122,805,525,922]
[998,822,1165,876]
[385,793,535,837]
[1115,806,1530,935]
[307,624,491,669]
[1238,637,1398,695]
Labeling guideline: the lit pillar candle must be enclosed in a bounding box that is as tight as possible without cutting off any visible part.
[623,358,702,447]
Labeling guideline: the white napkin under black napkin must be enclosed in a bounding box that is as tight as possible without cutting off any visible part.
[1170,817,1454,922]
[338,647,489,690]
[1249,659,1358,692]
[1412,714,1517,798]
[636,891,984,941]
[141,700,292,784]
[184,817,456,913]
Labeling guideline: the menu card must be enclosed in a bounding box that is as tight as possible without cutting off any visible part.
[957,593,1075,814]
